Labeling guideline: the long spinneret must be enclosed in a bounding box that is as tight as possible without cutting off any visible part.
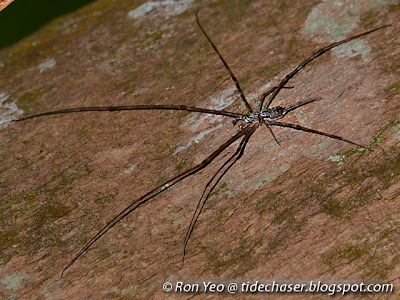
[12,9,388,275]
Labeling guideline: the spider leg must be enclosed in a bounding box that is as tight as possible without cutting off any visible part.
[261,24,390,110]
[261,119,280,146]
[61,127,252,276]
[182,135,246,264]
[196,10,253,114]
[182,125,257,264]
[257,86,294,111]
[14,104,245,122]
[270,121,371,150]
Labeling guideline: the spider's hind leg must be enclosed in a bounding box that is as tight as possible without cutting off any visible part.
[270,121,372,150]
[262,24,390,110]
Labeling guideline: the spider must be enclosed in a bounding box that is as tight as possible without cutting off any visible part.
[13,10,389,276]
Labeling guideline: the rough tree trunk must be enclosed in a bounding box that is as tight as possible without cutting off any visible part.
[0,0,399,299]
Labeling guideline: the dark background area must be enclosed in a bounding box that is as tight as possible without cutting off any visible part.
[0,0,97,49]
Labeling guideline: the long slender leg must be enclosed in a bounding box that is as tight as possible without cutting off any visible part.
[182,135,247,262]
[182,126,256,264]
[281,92,343,117]
[61,127,251,276]
[196,10,253,113]
[261,119,280,145]
[257,86,294,111]
[14,104,245,122]
[270,121,371,150]
[261,24,390,110]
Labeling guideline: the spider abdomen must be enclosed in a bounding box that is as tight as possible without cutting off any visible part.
[260,106,286,121]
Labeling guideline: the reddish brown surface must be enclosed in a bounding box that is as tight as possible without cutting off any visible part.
[0,0,399,299]
[0,0,14,12]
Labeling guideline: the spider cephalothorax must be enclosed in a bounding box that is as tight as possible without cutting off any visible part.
[232,97,320,128]
[233,106,286,125]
